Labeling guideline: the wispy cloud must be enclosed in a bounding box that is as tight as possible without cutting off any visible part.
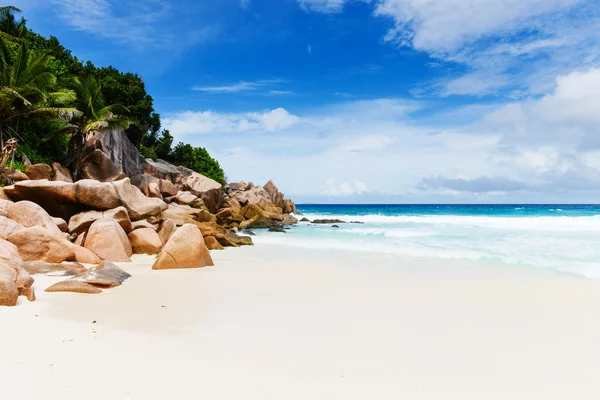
[298,0,346,13]
[192,79,286,94]
[49,0,217,50]
[268,90,294,95]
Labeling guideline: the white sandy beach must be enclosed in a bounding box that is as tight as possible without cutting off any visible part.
[2,245,600,399]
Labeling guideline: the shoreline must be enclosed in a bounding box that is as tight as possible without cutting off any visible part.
[3,244,600,399]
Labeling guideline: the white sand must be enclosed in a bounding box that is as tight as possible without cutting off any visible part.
[2,245,600,399]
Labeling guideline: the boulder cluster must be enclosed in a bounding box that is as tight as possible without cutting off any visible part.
[0,129,298,306]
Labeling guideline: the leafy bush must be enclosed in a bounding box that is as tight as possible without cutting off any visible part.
[170,143,226,184]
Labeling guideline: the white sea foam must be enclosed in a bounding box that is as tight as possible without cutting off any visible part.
[300,213,600,231]
[261,213,600,280]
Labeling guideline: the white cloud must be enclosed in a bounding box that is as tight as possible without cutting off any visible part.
[322,179,370,196]
[163,108,299,136]
[240,0,250,9]
[374,0,581,53]
[482,68,600,148]
[166,67,600,202]
[373,0,600,97]
[299,0,346,13]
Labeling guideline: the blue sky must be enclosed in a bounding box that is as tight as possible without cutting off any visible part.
[19,0,600,203]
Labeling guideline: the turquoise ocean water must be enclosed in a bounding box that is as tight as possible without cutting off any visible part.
[250,204,600,279]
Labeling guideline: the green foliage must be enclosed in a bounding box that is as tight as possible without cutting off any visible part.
[170,142,226,184]
[139,144,157,160]
[0,6,226,181]
[8,159,24,171]
[0,37,77,149]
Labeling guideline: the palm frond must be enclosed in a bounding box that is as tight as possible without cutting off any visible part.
[13,106,81,120]
[46,89,77,105]
[0,86,31,106]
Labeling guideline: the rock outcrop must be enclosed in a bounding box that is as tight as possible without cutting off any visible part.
[145,159,183,186]
[52,162,73,183]
[152,224,213,270]
[81,128,146,178]
[77,149,126,182]
[183,172,223,214]
[264,180,284,208]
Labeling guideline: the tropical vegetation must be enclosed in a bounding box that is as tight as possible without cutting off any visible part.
[0,5,225,183]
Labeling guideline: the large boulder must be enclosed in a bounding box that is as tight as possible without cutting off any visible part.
[182,172,222,214]
[204,236,224,250]
[257,198,283,215]
[0,198,12,217]
[7,201,63,235]
[77,149,126,182]
[51,162,73,183]
[84,218,132,262]
[159,179,178,197]
[264,180,284,208]
[68,207,132,235]
[0,187,10,200]
[8,226,75,263]
[53,217,68,232]
[282,199,297,214]
[231,186,271,206]
[172,191,206,209]
[72,245,102,264]
[152,224,213,270]
[157,219,177,245]
[128,228,162,255]
[131,173,160,197]
[3,178,167,221]
[131,220,156,231]
[24,163,52,180]
[0,262,19,306]
[145,159,183,186]
[82,128,146,178]
[0,239,35,306]
[131,174,178,198]
[0,216,25,240]
[3,169,28,182]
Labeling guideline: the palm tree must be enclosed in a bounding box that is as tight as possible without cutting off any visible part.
[0,6,26,42]
[0,38,77,148]
[66,75,131,152]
